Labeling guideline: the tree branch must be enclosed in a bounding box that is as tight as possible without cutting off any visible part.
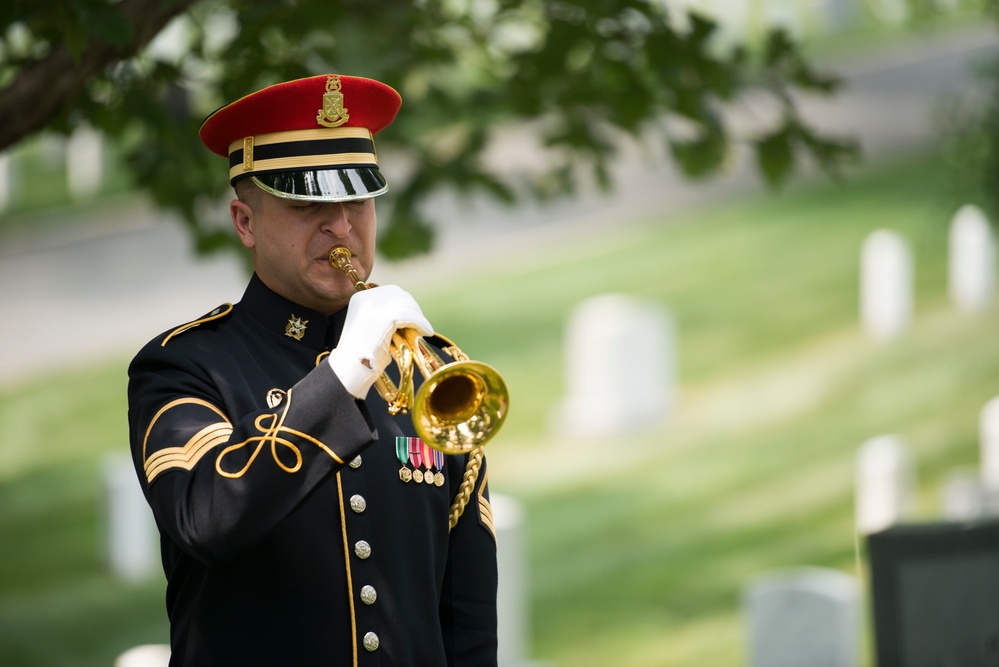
[0,0,198,152]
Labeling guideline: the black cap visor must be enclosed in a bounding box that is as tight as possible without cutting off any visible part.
[251,167,388,202]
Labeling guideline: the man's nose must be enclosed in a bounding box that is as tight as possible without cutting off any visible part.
[320,203,352,237]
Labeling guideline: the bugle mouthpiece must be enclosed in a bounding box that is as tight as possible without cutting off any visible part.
[329,245,369,292]
[329,245,352,269]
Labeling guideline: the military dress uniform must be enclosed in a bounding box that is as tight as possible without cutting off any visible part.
[127,274,499,665]
[126,74,500,666]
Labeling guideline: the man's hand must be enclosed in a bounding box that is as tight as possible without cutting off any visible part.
[327,285,433,399]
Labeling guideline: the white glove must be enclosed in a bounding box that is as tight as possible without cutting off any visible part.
[327,285,434,399]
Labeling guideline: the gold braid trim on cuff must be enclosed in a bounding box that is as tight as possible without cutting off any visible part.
[448,446,484,531]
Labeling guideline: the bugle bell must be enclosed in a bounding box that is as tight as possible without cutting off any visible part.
[329,245,508,455]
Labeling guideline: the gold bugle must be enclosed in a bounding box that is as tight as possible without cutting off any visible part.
[329,245,508,455]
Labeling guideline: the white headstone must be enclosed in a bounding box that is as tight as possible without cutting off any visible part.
[557,293,674,437]
[493,493,529,667]
[822,0,858,30]
[744,567,860,667]
[66,125,104,200]
[115,644,171,667]
[860,230,912,341]
[0,153,10,213]
[856,435,915,534]
[103,452,159,582]
[948,205,995,313]
[980,397,999,513]
[942,469,985,522]
[869,0,908,24]
[40,134,65,168]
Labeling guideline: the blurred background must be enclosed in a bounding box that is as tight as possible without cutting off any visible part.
[1,1,998,665]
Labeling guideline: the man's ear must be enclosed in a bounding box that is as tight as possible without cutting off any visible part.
[230,198,256,250]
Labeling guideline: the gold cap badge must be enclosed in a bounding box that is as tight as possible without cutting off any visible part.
[317,75,349,128]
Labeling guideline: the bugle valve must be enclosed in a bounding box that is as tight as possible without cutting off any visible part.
[329,245,508,455]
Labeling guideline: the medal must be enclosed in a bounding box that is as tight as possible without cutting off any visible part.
[424,442,436,485]
[433,450,445,486]
[408,437,425,483]
[395,437,412,483]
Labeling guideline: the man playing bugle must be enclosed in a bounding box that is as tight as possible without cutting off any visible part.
[127,74,499,666]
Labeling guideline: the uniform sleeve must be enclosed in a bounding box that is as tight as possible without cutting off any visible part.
[127,341,377,565]
[440,458,499,667]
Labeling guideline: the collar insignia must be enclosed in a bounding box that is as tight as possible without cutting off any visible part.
[316,75,349,128]
[285,315,308,341]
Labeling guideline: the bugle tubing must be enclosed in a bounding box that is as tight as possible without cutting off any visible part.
[329,245,508,454]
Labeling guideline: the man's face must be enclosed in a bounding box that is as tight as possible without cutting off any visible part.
[231,188,377,315]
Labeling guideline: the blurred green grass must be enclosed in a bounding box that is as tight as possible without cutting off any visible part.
[2,147,996,666]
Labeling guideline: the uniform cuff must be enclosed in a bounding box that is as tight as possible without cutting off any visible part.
[327,348,379,400]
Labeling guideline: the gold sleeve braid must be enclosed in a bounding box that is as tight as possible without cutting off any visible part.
[448,446,484,531]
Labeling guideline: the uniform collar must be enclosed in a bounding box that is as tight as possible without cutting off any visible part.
[240,273,347,351]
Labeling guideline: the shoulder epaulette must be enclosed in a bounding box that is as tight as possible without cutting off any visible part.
[161,303,234,347]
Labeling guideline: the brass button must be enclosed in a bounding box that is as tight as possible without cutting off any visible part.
[354,540,371,559]
[349,455,362,469]
[360,585,377,605]
[363,632,379,652]
[350,494,366,513]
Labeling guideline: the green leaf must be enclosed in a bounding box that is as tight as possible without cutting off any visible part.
[669,119,728,179]
[74,0,135,50]
[378,210,435,259]
[0,0,871,259]
[755,125,795,188]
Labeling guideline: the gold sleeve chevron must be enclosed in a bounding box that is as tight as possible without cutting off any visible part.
[145,423,234,483]
[477,470,496,542]
[142,397,233,484]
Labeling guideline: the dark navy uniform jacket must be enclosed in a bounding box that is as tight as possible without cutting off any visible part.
[127,274,498,666]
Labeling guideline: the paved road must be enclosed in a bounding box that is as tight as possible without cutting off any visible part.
[1,24,995,387]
